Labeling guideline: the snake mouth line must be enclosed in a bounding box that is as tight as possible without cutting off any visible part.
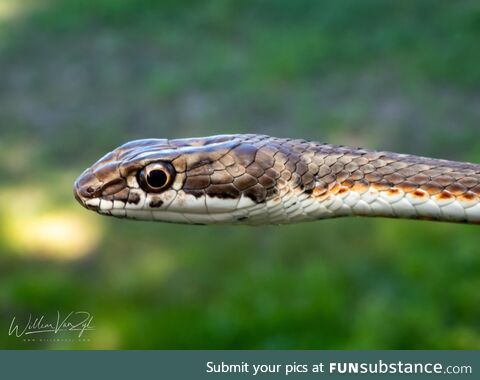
[74,194,100,212]
[84,202,101,212]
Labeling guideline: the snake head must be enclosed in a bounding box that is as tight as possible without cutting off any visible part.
[73,134,299,225]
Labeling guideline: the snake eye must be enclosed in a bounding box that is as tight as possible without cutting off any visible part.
[137,162,175,193]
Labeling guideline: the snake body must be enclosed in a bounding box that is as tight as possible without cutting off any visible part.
[74,134,480,225]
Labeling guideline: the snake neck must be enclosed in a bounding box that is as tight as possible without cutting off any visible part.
[272,143,480,225]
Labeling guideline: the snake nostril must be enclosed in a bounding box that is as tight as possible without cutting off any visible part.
[74,169,103,202]
[78,184,100,199]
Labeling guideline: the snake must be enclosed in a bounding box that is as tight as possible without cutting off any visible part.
[74,134,480,225]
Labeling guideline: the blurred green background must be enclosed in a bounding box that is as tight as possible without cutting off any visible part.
[1,0,480,349]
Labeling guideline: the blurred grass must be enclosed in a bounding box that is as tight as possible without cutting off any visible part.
[0,0,479,349]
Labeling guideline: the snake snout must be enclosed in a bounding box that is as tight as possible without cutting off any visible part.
[74,169,104,210]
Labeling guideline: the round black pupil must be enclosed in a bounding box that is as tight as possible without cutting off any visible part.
[147,169,168,188]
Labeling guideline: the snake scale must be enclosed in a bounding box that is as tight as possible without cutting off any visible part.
[74,134,480,225]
